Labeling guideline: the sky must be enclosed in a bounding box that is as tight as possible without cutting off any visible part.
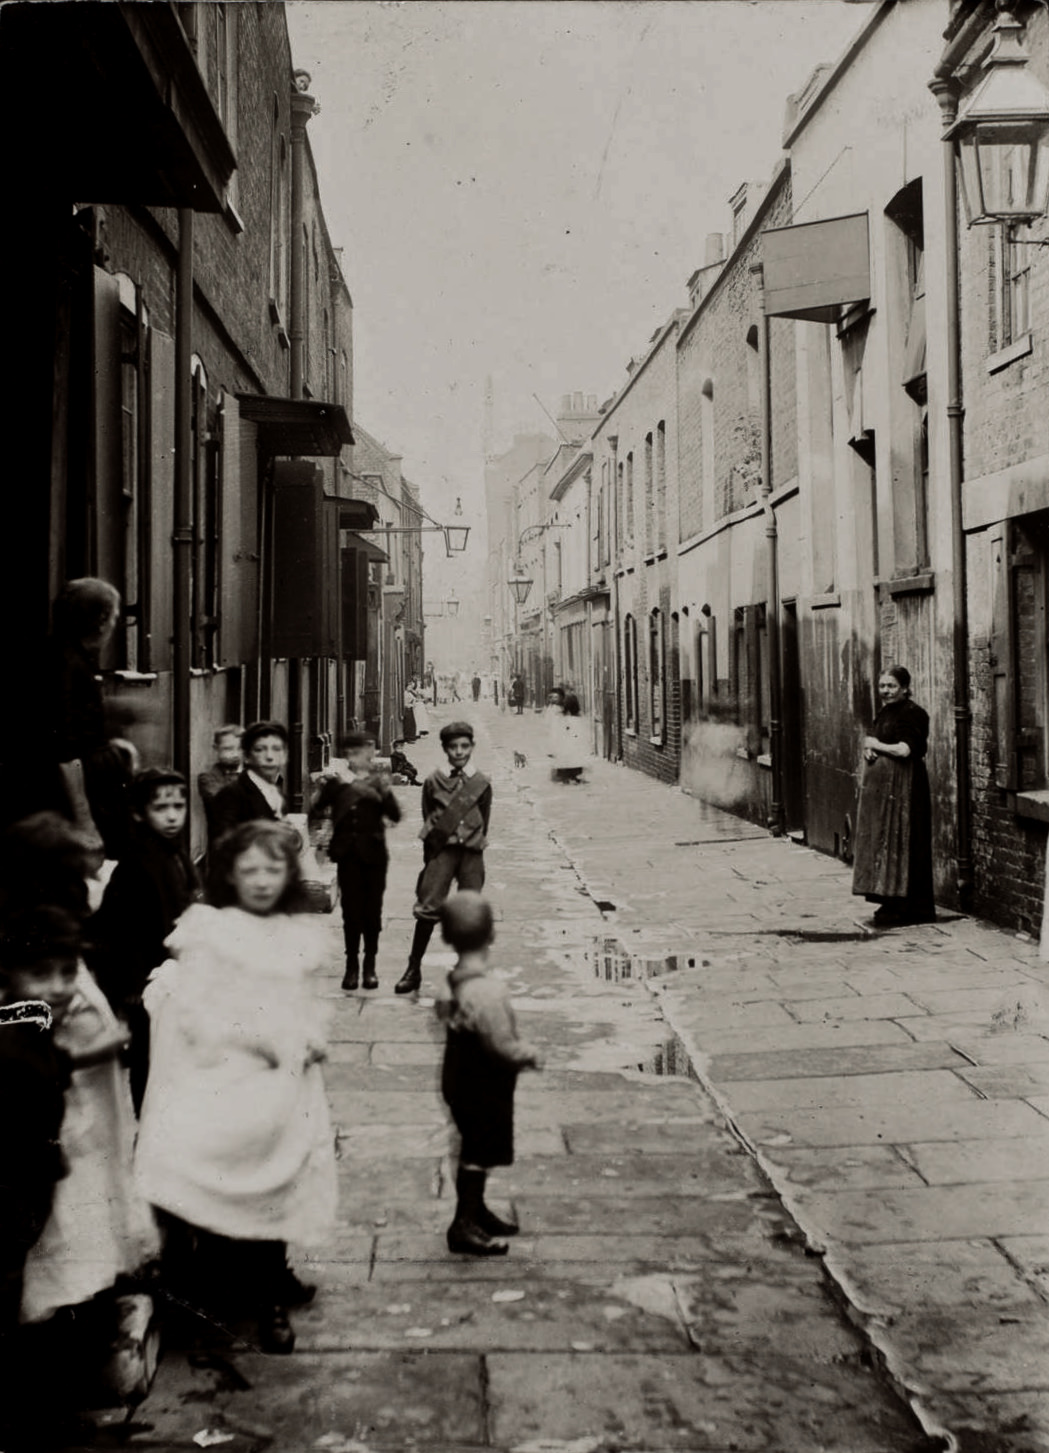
[284,0,870,600]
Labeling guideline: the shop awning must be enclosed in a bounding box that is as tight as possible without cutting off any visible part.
[763,213,870,323]
[338,500,380,531]
[237,395,354,456]
[1,4,236,211]
[343,531,388,564]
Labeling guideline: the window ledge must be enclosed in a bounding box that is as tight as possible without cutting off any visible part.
[884,571,935,598]
[735,746,752,761]
[1014,788,1049,823]
[756,752,772,769]
[625,727,638,739]
[110,670,158,684]
[649,735,664,748]
[811,592,841,610]
[987,333,1033,375]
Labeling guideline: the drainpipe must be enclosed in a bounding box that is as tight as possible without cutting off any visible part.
[287,80,316,810]
[609,434,622,760]
[752,263,785,836]
[929,73,974,909]
[173,208,194,781]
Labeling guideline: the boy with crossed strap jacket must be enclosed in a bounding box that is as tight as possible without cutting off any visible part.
[394,721,492,996]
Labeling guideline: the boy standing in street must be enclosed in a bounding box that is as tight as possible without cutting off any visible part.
[309,732,401,992]
[394,722,491,996]
[437,891,541,1255]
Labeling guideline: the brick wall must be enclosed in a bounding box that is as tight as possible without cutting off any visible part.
[677,170,794,545]
[955,8,1049,933]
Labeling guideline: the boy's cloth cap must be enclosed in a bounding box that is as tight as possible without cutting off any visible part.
[242,719,288,750]
[440,721,474,744]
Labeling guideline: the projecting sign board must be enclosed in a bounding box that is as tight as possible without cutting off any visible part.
[762,212,870,322]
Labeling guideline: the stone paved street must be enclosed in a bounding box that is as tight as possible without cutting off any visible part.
[111,705,944,1453]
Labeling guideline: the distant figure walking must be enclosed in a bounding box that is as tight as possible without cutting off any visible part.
[509,675,525,715]
[471,674,482,702]
[851,666,935,928]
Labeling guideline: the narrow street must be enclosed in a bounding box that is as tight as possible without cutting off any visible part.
[121,705,934,1453]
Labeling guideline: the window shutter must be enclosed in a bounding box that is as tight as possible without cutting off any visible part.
[271,461,338,659]
[217,394,259,667]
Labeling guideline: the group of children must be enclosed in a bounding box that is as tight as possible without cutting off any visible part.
[314,717,541,1254]
[0,709,542,1443]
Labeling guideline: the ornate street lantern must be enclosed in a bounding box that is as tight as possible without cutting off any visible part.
[947,7,1049,225]
[447,595,460,618]
[508,570,533,606]
[444,525,470,553]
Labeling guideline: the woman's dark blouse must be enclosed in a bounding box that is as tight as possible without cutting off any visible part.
[870,699,929,760]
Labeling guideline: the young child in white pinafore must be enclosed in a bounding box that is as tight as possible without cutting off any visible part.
[135,820,337,1356]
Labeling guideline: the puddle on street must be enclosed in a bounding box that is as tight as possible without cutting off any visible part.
[590,936,700,984]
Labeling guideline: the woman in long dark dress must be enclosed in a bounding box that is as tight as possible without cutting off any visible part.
[852,665,935,927]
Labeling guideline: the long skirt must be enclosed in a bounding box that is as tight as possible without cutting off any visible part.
[852,754,934,914]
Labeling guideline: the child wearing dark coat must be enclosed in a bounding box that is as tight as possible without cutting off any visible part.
[89,768,200,1111]
[437,892,541,1256]
[389,738,420,786]
[309,733,401,991]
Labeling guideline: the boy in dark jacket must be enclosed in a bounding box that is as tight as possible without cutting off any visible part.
[310,733,401,991]
[89,767,200,1110]
[395,721,492,996]
[438,892,541,1256]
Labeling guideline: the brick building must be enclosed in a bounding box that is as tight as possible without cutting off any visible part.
[592,330,684,784]
[675,164,796,826]
[0,2,423,851]
[952,1,1049,929]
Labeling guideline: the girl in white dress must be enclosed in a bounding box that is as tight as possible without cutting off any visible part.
[135,820,336,1355]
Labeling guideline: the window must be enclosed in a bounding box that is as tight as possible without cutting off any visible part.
[701,378,715,529]
[991,514,1049,791]
[626,451,635,545]
[617,460,625,553]
[644,432,654,555]
[649,609,665,742]
[886,179,929,572]
[994,224,1033,350]
[656,421,667,552]
[731,606,746,728]
[746,324,761,419]
[755,603,770,757]
[213,6,238,209]
[115,287,151,672]
[623,614,638,733]
[190,358,219,669]
[595,466,607,573]
[269,115,289,322]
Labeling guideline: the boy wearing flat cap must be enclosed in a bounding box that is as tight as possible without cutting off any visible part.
[395,721,492,996]
[310,733,400,990]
